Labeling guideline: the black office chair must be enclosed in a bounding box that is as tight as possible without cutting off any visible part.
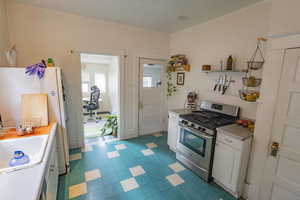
[83,86,101,122]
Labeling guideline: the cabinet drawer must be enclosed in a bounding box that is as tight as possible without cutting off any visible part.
[217,131,242,150]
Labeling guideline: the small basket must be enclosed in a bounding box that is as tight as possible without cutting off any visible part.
[239,89,260,102]
[247,61,264,70]
[247,38,265,70]
[242,77,262,87]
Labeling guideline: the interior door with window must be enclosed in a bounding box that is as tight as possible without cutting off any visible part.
[139,58,166,136]
[262,48,300,200]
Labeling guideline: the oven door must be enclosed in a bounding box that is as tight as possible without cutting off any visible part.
[177,126,214,170]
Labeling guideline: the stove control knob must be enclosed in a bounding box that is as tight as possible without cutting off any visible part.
[190,124,195,128]
[181,120,187,125]
[198,127,206,132]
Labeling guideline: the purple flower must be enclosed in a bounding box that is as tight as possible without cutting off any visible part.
[25,61,46,79]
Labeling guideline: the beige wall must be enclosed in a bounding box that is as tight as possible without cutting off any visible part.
[6,2,169,67]
[6,1,169,147]
[169,2,271,119]
[0,0,9,66]
[269,0,300,37]
[169,2,271,199]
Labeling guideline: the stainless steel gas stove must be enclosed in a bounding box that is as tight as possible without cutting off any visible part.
[176,100,239,182]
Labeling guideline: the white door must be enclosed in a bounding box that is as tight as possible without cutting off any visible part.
[139,58,166,135]
[262,48,300,200]
[62,52,85,147]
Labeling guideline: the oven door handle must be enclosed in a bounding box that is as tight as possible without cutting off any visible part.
[181,126,213,140]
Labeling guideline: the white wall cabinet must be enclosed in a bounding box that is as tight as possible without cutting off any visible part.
[212,130,252,199]
[167,111,180,152]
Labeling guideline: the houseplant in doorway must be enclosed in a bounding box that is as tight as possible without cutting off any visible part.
[100,115,118,136]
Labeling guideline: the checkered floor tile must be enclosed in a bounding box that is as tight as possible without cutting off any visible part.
[141,149,154,156]
[69,153,82,161]
[106,151,120,159]
[166,173,185,186]
[120,177,139,192]
[146,142,158,149]
[169,162,186,173]
[129,165,145,177]
[85,169,101,182]
[115,144,127,150]
[58,133,235,200]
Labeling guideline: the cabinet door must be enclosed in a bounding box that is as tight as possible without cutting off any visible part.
[168,116,179,151]
[48,151,58,200]
[213,142,237,189]
[46,139,59,200]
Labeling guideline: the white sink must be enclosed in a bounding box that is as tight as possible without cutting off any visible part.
[0,134,48,174]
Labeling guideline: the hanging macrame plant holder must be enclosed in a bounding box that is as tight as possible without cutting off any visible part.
[247,39,265,70]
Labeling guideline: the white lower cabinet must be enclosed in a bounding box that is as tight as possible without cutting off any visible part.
[167,112,180,151]
[213,141,241,191]
[212,131,252,199]
[46,138,59,200]
[40,136,59,200]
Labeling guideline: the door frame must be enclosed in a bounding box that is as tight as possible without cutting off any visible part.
[77,49,126,142]
[257,34,300,199]
[137,57,167,136]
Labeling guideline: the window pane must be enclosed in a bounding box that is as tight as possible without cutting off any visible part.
[143,77,152,87]
[82,83,89,93]
[81,70,90,82]
[95,73,106,93]
[143,64,163,88]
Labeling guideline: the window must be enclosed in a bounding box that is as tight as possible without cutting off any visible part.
[82,83,89,93]
[81,70,90,82]
[95,73,106,93]
[143,64,163,88]
[143,77,152,88]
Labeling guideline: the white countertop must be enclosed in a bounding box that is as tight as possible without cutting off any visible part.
[0,123,57,200]
[169,108,191,116]
[217,124,253,141]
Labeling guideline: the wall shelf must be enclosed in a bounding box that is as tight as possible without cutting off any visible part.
[202,70,248,74]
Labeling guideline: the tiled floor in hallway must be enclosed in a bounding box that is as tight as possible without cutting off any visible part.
[57,133,235,200]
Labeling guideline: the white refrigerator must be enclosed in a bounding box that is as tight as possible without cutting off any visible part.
[0,67,69,174]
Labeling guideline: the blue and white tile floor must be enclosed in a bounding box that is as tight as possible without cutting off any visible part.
[57,133,235,200]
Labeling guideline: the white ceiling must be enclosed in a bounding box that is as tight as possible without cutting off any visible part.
[14,0,263,32]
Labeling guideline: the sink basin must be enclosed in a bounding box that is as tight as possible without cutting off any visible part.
[0,134,48,174]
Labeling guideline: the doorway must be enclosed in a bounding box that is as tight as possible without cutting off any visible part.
[80,53,120,142]
[138,58,167,136]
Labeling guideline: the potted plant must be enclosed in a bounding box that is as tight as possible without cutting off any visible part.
[100,115,118,136]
